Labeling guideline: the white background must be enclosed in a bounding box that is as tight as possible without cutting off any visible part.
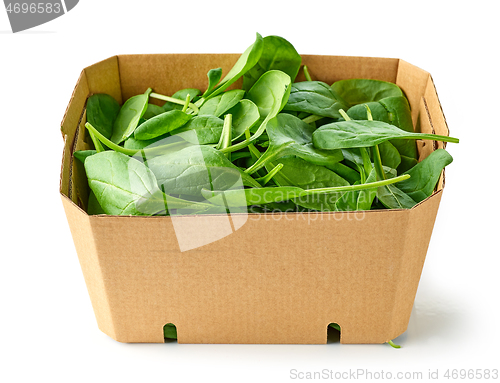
[1,1,499,382]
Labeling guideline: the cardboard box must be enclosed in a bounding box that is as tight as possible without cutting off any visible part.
[60,53,450,344]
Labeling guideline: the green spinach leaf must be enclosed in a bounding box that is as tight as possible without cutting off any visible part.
[111,88,152,144]
[199,89,245,117]
[84,151,211,215]
[225,99,260,140]
[174,115,224,144]
[283,81,347,119]
[246,113,343,174]
[396,149,453,202]
[331,79,403,107]
[146,145,261,198]
[313,119,459,150]
[204,33,264,99]
[134,110,192,140]
[243,35,301,91]
[86,94,120,139]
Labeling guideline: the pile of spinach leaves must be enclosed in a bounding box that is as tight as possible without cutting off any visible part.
[76,33,458,216]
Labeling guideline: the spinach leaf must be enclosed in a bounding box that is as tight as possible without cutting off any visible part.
[379,96,418,173]
[379,96,414,132]
[313,119,459,150]
[198,89,245,117]
[326,162,362,185]
[124,133,184,150]
[134,110,192,140]
[225,99,260,140]
[396,149,453,202]
[74,149,97,164]
[204,33,264,99]
[377,140,401,170]
[347,101,390,123]
[268,156,349,211]
[146,145,261,198]
[84,151,211,215]
[174,115,224,144]
[335,169,378,211]
[377,183,417,210]
[86,94,120,139]
[348,96,418,173]
[204,68,223,97]
[87,190,106,215]
[243,35,301,91]
[143,103,166,120]
[164,323,178,340]
[220,70,292,153]
[245,113,343,174]
[246,70,291,122]
[331,79,403,107]
[111,88,152,144]
[283,81,347,119]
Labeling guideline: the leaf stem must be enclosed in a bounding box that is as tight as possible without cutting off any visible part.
[301,174,410,196]
[302,114,323,124]
[409,134,459,144]
[244,143,292,175]
[245,128,262,161]
[217,114,233,160]
[85,122,187,157]
[360,147,373,176]
[387,340,401,349]
[181,94,191,113]
[373,145,386,180]
[88,130,105,153]
[365,104,373,121]
[255,163,284,185]
[150,92,199,115]
[339,109,350,121]
[303,65,312,81]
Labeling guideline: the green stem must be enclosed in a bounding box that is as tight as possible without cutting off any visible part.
[217,114,233,160]
[373,145,386,180]
[387,340,401,349]
[220,111,273,154]
[365,104,373,121]
[301,174,410,196]
[302,114,323,124]
[150,92,199,115]
[303,65,312,81]
[405,134,459,143]
[88,130,105,153]
[358,164,366,184]
[219,137,253,154]
[181,94,191,113]
[339,109,350,121]
[360,147,373,176]
[230,151,252,161]
[244,144,292,175]
[255,163,284,186]
[245,128,262,161]
[85,122,186,157]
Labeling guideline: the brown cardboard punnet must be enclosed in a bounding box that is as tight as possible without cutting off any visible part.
[60,54,450,344]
